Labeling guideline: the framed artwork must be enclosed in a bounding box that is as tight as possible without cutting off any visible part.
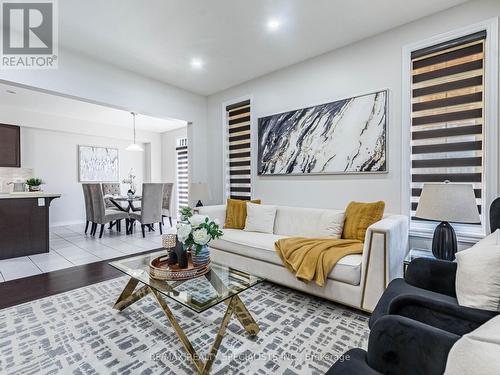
[258,90,388,175]
[78,145,119,182]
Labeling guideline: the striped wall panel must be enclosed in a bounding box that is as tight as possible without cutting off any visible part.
[410,31,486,222]
[226,100,251,200]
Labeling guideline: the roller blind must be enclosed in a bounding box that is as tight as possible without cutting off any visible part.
[225,99,251,200]
[176,138,189,212]
[411,31,486,221]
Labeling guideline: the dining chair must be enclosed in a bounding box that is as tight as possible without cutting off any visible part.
[102,182,125,230]
[82,184,94,234]
[161,183,174,227]
[88,183,129,238]
[102,183,124,210]
[128,183,164,237]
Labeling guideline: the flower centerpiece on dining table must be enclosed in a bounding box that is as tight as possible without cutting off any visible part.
[122,168,137,197]
[176,207,223,267]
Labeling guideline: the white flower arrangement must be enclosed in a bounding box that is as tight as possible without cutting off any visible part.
[176,208,223,254]
[176,223,192,243]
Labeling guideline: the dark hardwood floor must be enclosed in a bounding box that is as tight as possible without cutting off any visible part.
[0,248,162,310]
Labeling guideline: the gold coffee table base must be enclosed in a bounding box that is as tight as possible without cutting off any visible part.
[113,277,260,375]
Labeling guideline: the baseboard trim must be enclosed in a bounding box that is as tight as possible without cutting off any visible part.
[50,220,86,228]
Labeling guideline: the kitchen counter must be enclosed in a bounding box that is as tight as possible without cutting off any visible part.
[0,193,61,260]
[0,192,62,199]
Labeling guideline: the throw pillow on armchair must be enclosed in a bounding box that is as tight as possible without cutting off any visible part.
[455,242,500,312]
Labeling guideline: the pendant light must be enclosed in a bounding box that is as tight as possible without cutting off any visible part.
[126,112,143,152]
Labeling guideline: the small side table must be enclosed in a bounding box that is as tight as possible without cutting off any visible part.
[403,248,436,276]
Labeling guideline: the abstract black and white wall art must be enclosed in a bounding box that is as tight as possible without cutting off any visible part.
[78,145,119,182]
[258,90,387,175]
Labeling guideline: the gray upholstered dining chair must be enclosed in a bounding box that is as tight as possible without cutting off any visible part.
[102,183,124,211]
[88,183,129,238]
[82,184,93,234]
[128,183,164,237]
[161,183,174,227]
[102,182,125,230]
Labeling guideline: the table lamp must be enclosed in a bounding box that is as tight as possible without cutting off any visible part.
[415,182,480,260]
[189,182,210,207]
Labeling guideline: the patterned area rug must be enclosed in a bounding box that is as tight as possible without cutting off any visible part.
[0,277,369,374]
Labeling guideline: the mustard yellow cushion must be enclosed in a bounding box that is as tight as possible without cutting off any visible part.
[224,199,261,229]
[342,201,385,242]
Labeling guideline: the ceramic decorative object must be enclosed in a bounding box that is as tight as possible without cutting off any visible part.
[191,245,210,267]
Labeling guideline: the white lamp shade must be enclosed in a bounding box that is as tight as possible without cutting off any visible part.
[189,182,210,204]
[125,143,143,152]
[415,183,480,224]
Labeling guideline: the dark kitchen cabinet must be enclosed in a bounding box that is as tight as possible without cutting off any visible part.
[0,124,20,167]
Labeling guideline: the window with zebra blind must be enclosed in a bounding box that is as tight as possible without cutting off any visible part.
[410,31,486,224]
[225,99,252,201]
[176,137,189,212]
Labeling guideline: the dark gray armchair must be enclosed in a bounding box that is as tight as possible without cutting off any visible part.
[327,315,459,375]
[370,257,499,336]
[88,183,129,238]
[128,183,164,237]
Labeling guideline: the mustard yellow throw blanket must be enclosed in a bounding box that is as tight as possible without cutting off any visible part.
[275,237,363,287]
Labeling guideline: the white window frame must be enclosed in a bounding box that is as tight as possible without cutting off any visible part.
[221,95,254,202]
[401,18,499,242]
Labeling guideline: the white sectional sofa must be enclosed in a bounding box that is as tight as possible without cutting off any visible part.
[199,204,409,312]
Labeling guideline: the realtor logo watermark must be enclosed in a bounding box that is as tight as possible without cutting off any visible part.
[1,0,58,69]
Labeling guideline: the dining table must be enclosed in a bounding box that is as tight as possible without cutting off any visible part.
[107,195,142,212]
[105,195,142,235]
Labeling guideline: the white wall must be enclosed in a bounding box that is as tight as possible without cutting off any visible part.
[205,0,500,219]
[161,126,188,218]
[0,48,207,183]
[21,127,145,226]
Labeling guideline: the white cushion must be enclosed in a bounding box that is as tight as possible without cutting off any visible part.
[211,229,362,285]
[444,315,500,375]
[244,203,277,234]
[273,206,345,238]
[470,229,500,249]
[456,243,500,311]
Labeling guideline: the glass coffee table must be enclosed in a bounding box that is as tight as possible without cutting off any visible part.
[109,250,263,375]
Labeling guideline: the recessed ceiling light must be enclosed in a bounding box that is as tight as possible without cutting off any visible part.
[6,89,16,94]
[267,18,281,31]
[190,58,204,69]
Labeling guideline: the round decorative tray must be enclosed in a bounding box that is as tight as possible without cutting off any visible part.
[149,254,211,281]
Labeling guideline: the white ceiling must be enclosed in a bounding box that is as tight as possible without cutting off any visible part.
[0,83,187,133]
[60,0,469,95]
